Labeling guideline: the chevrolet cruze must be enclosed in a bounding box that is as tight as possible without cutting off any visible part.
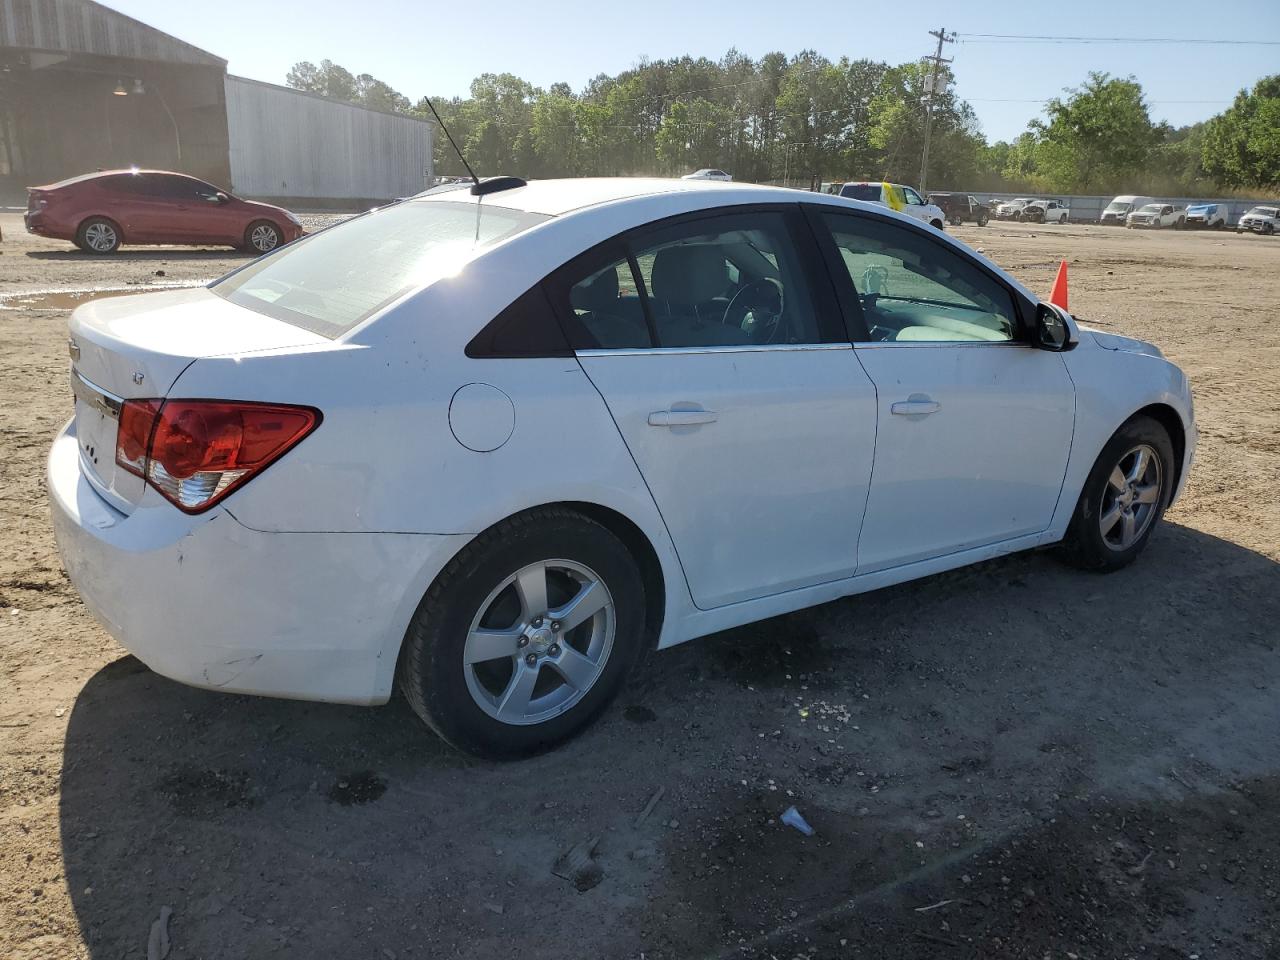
[50,177,1196,758]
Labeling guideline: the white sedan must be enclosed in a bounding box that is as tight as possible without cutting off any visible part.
[50,178,1196,758]
[681,169,732,181]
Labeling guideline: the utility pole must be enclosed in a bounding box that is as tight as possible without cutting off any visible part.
[918,26,955,194]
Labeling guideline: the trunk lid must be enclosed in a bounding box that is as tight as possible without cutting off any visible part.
[68,286,328,513]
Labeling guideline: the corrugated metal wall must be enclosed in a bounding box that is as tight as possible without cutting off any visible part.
[225,76,433,203]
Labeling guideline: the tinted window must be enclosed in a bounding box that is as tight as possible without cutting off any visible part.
[840,183,880,202]
[213,200,550,338]
[466,285,571,358]
[822,212,1017,344]
[565,255,654,350]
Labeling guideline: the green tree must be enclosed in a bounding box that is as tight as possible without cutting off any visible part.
[1201,75,1280,189]
[1030,72,1153,191]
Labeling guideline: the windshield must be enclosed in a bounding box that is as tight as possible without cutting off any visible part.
[840,183,882,202]
[1246,207,1277,217]
[1138,204,1163,213]
[213,200,550,338]
[1105,201,1132,212]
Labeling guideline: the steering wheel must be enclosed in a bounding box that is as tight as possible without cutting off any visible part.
[723,277,785,343]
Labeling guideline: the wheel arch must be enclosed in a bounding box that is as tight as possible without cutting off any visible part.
[388,500,670,692]
[77,214,124,243]
[1129,402,1187,499]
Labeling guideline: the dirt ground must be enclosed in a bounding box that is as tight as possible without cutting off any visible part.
[1,211,1278,960]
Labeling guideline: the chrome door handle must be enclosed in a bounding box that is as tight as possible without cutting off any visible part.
[890,398,940,416]
[648,409,718,427]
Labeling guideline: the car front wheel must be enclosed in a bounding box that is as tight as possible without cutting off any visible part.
[244,220,282,253]
[397,507,647,758]
[1058,416,1174,572]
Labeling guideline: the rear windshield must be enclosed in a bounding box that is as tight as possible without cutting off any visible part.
[213,200,550,338]
[839,183,881,202]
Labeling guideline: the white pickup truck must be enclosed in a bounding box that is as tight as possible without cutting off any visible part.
[1022,199,1070,224]
[1236,205,1279,235]
[1126,203,1185,229]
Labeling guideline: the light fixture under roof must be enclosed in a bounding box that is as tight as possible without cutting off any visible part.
[112,79,128,96]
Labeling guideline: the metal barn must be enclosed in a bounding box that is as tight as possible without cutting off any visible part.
[1,0,433,205]
[225,76,433,206]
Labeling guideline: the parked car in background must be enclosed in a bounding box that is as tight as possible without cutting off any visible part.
[836,182,946,229]
[928,192,989,226]
[50,177,1195,758]
[1236,205,1279,234]
[993,198,1033,221]
[681,169,732,181]
[24,169,303,254]
[1023,199,1070,224]
[1126,203,1185,229]
[1184,203,1226,230]
[1100,196,1153,226]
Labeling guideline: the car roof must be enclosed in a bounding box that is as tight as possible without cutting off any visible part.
[37,168,200,190]
[410,177,796,217]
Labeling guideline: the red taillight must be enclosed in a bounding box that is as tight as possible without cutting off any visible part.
[113,399,320,513]
[115,399,162,477]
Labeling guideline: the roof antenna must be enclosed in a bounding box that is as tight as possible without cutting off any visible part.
[420,96,479,189]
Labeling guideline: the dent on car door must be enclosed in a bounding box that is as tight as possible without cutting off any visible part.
[555,207,878,609]
[814,208,1076,573]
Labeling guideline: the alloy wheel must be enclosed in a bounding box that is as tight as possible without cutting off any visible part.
[85,222,117,252]
[1099,443,1163,551]
[463,559,615,725]
[250,224,279,252]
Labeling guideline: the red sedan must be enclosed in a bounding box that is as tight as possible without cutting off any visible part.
[24,169,304,254]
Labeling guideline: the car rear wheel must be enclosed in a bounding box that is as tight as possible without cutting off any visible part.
[397,507,647,758]
[244,220,282,254]
[977,215,988,226]
[1058,416,1174,572]
[930,219,944,230]
[75,217,121,254]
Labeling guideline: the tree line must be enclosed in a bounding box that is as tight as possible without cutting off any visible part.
[284,54,1280,196]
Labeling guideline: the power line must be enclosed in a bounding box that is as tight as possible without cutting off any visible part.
[918,26,955,194]
[959,32,1280,45]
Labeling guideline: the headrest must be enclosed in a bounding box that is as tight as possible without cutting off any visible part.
[570,267,619,313]
[650,245,728,305]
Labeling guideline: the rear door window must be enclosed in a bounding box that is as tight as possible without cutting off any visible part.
[213,200,550,338]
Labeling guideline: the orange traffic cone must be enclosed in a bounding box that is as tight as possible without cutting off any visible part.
[1049,259,1069,310]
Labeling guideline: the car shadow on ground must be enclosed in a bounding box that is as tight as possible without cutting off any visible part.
[59,522,1280,959]
[24,248,252,262]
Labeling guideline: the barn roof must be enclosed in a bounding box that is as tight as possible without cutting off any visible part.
[0,0,226,67]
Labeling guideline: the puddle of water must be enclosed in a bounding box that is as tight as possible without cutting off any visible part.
[0,282,208,311]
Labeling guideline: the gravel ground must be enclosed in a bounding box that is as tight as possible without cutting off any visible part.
[1,212,1278,960]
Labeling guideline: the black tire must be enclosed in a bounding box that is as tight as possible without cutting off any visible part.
[397,507,646,759]
[977,215,988,226]
[1058,415,1175,572]
[75,216,121,254]
[1265,223,1275,236]
[243,220,282,254]
[930,219,944,230]
[948,216,962,226]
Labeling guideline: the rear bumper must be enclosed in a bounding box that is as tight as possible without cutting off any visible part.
[48,419,468,705]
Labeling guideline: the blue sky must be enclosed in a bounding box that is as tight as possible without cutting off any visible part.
[107,0,1278,142]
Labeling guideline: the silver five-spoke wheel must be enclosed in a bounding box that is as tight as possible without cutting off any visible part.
[464,559,615,725]
[84,221,117,252]
[1099,443,1163,551]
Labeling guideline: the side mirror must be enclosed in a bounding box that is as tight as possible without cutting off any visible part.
[216,192,229,203]
[1034,302,1078,351]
